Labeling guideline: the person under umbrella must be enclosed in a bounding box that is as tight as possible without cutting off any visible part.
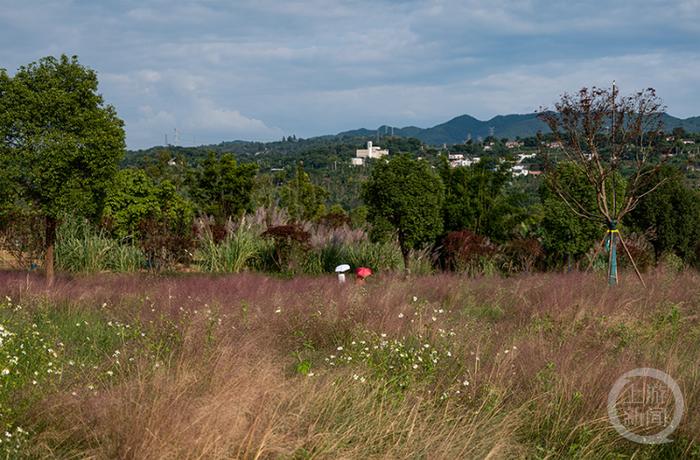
[355,267,372,285]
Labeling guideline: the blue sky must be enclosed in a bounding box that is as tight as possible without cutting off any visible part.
[2,0,699,149]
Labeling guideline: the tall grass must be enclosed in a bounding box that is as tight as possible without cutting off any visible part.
[195,224,265,273]
[0,270,699,457]
[55,218,144,273]
[345,240,403,272]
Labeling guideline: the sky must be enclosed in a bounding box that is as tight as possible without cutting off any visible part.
[1,0,699,149]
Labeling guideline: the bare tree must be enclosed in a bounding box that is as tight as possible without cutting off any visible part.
[539,84,666,286]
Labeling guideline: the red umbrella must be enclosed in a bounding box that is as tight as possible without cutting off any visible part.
[355,267,373,278]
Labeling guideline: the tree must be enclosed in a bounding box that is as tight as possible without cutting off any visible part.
[279,162,328,222]
[193,152,258,223]
[102,168,194,240]
[539,85,665,286]
[440,157,526,242]
[626,165,700,265]
[539,162,609,267]
[102,168,194,270]
[0,55,125,284]
[362,154,444,271]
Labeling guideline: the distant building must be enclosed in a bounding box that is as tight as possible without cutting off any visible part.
[505,141,523,149]
[449,155,480,168]
[546,141,563,149]
[511,164,529,177]
[682,139,695,145]
[356,141,389,159]
[516,153,536,163]
[352,141,388,166]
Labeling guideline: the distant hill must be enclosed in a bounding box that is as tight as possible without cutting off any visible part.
[338,113,700,145]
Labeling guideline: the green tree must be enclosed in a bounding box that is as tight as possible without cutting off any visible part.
[626,166,700,264]
[362,154,444,271]
[102,168,194,240]
[193,152,258,222]
[279,162,328,222]
[539,162,624,268]
[440,158,526,242]
[0,55,125,283]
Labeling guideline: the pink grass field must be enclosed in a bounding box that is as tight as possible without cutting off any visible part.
[1,269,698,458]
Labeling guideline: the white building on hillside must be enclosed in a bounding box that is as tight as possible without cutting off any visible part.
[352,141,389,165]
[356,141,389,159]
[449,155,480,168]
[511,164,529,177]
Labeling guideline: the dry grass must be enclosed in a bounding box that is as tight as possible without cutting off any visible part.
[1,269,699,459]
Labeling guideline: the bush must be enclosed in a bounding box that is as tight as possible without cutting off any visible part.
[500,238,544,274]
[261,224,311,273]
[441,230,497,275]
[0,210,44,270]
[138,218,195,272]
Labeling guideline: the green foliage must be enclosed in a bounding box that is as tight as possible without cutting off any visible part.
[192,153,258,222]
[362,154,444,268]
[626,166,700,265]
[103,168,194,240]
[539,162,613,265]
[0,55,125,278]
[441,158,527,242]
[279,162,329,222]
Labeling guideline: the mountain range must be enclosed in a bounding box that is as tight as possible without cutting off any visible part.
[337,113,700,145]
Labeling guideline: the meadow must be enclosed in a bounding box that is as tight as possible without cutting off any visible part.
[0,269,698,459]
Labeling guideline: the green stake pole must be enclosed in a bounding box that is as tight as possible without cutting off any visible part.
[607,221,619,286]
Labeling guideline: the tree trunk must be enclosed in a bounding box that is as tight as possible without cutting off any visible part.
[45,216,57,287]
[401,244,411,275]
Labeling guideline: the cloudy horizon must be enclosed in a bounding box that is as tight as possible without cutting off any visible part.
[2,0,699,149]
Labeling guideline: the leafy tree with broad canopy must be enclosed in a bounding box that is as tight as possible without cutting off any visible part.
[362,154,444,271]
[102,168,194,240]
[193,152,258,223]
[0,55,125,284]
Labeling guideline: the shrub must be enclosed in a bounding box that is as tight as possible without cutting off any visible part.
[138,218,195,272]
[0,210,44,270]
[617,233,655,273]
[261,224,311,273]
[441,230,497,275]
[500,237,544,274]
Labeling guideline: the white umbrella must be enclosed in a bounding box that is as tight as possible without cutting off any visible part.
[335,264,351,284]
